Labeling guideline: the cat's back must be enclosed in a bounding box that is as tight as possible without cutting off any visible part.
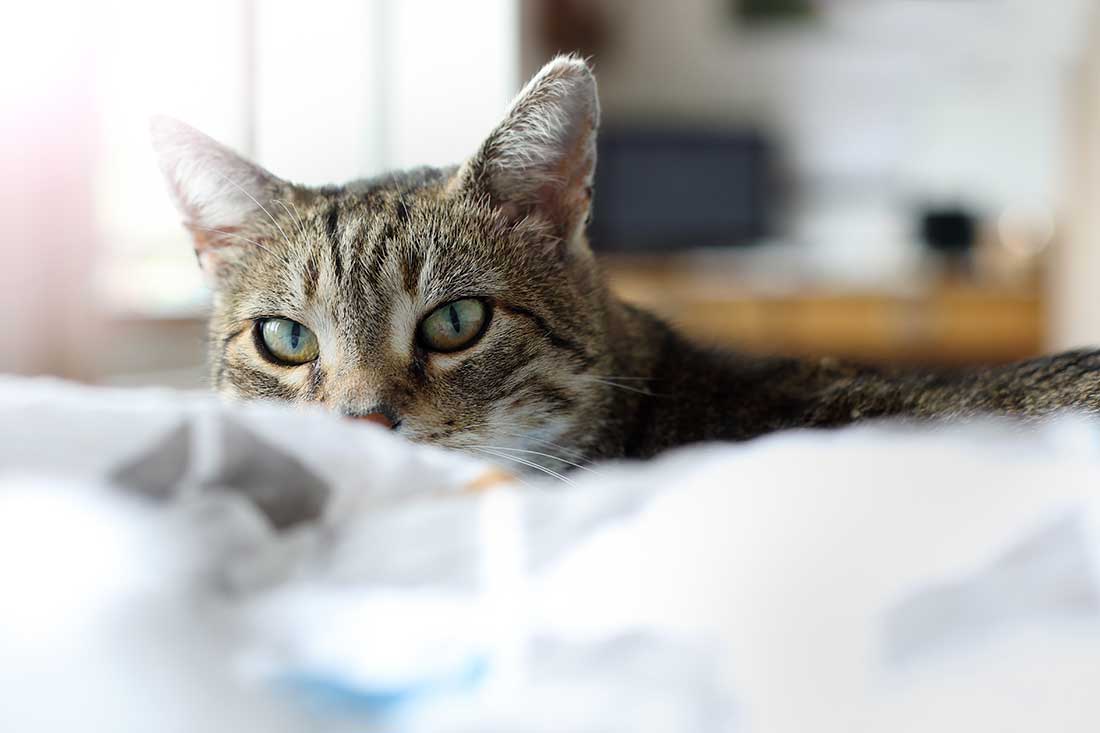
[625,315,1100,456]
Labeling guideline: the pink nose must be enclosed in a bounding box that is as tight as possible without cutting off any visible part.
[350,412,394,429]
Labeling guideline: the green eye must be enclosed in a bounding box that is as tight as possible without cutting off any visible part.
[419,298,489,352]
[258,318,319,365]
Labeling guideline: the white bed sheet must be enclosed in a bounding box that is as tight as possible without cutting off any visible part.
[2,376,1100,732]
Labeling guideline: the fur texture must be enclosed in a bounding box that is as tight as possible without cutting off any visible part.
[153,55,1100,472]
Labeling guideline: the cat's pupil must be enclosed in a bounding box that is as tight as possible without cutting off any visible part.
[290,322,301,350]
[449,304,461,334]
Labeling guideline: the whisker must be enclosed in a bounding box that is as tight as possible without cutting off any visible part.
[272,199,307,241]
[584,375,656,381]
[581,377,660,397]
[496,472,540,492]
[189,225,289,264]
[281,197,306,229]
[492,429,590,462]
[468,447,576,487]
[449,440,538,491]
[210,169,296,250]
[469,445,601,475]
[470,446,562,478]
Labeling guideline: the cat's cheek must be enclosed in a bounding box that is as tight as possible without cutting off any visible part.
[215,380,243,400]
[279,366,317,398]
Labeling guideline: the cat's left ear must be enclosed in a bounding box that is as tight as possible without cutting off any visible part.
[455,54,599,246]
[150,116,291,281]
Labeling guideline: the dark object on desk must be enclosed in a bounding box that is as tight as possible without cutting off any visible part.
[919,206,977,258]
[589,128,774,252]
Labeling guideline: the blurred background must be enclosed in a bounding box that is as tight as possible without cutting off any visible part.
[4,0,1100,387]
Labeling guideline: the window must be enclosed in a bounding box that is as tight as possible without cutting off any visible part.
[94,0,518,315]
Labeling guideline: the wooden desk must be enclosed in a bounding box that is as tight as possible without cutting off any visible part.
[604,256,1042,367]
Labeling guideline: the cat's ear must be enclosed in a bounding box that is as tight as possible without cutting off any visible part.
[455,54,599,246]
[150,116,288,279]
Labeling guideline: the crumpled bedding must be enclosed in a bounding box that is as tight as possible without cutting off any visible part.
[3,376,1100,732]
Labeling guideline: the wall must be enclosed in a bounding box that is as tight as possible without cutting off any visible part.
[523,0,1092,288]
[256,0,518,184]
[1,4,102,379]
[1052,6,1100,351]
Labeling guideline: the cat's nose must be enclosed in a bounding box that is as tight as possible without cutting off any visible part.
[344,405,399,430]
[353,412,393,429]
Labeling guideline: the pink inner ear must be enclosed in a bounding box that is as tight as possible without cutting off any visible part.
[533,114,597,235]
[186,224,251,279]
[534,177,591,236]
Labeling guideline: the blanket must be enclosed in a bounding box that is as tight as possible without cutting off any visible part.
[2,377,1100,732]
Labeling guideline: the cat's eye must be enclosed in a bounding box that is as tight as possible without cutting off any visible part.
[257,318,319,365]
[419,298,489,352]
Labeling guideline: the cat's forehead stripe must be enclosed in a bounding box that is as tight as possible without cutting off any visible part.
[301,254,319,302]
[361,222,389,293]
[323,205,340,248]
[395,197,411,223]
[400,242,424,294]
[326,205,344,283]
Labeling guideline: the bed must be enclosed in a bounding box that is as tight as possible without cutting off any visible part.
[2,376,1099,732]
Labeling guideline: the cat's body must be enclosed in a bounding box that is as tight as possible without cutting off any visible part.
[153,55,1100,474]
[603,306,1100,457]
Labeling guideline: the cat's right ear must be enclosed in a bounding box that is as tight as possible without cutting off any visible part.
[452,55,600,251]
[150,116,288,281]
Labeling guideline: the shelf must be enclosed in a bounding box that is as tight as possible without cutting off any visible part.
[603,254,1042,366]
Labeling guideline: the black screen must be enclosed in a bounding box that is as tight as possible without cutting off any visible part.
[589,130,772,252]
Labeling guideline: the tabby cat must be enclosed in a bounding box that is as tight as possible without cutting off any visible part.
[152,55,1100,472]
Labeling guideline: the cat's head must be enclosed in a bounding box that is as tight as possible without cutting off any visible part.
[152,56,624,470]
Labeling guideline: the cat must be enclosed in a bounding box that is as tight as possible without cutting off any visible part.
[152,54,1100,473]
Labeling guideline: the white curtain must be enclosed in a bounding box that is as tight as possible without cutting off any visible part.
[0,5,102,379]
[1,0,519,382]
